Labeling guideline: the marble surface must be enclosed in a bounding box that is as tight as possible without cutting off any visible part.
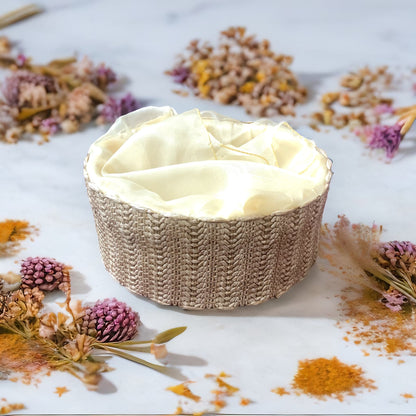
[1,0,416,414]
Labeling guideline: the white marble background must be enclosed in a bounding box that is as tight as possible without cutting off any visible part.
[1,0,416,414]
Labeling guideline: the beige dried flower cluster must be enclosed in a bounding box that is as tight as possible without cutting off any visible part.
[311,66,394,130]
[169,27,307,117]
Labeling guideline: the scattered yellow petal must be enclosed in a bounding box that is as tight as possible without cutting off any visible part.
[211,398,226,411]
[218,371,231,378]
[174,406,183,415]
[239,81,255,93]
[272,387,290,396]
[166,383,200,402]
[402,393,414,399]
[398,359,405,365]
[0,402,25,414]
[216,377,239,395]
[240,397,251,406]
[54,386,69,397]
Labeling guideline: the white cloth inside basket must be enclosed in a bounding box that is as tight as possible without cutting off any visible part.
[86,106,332,219]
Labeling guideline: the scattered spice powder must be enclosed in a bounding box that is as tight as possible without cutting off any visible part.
[292,357,376,401]
[0,333,49,383]
[271,387,290,396]
[337,287,416,355]
[0,220,36,256]
[54,386,70,397]
[166,382,201,402]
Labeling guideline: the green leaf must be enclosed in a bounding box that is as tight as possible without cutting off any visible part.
[153,326,187,344]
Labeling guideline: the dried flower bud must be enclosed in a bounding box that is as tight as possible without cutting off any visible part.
[20,256,70,293]
[367,123,403,160]
[81,298,140,342]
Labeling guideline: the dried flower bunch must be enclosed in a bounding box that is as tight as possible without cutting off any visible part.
[0,255,186,390]
[167,27,307,117]
[311,66,394,130]
[311,67,416,160]
[0,36,139,143]
[320,215,416,312]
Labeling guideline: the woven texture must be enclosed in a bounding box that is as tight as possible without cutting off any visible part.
[85,177,329,310]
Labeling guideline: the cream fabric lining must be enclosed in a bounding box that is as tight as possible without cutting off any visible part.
[86,106,332,219]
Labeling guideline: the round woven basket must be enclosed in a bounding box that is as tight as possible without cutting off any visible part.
[84,158,330,310]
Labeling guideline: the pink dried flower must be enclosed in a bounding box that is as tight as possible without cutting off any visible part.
[170,66,190,84]
[81,298,140,342]
[95,63,117,88]
[367,123,403,160]
[320,216,416,307]
[16,53,28,68]
[39,117,60,135]
[2,71,57,107]
[20,256,70,293]
[373,104,394,115]
[98,93,139,124]
[381,288,408,312]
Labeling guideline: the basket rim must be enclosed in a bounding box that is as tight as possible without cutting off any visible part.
[83,153,332,224]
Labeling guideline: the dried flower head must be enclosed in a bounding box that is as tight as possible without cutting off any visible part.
[367,123,403,160]
[2,70,58,108]
[97,93,139,124]
[20,256,70,294]
[81,298,140,342]
[320,215,416,309]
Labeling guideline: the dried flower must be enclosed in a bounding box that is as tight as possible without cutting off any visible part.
[2,70,58,107]
[381,288,408,312]
[20,256,70,293]
[320,215,416,309]
[367,123,403,160]
[0,38,139,143]
[39,117,60,135]
[94,63,117,88]
[168,26,307,117]
[171,66,190,84]
[97,93,139,124]
[16,53,28,68]
[81,298,140,342]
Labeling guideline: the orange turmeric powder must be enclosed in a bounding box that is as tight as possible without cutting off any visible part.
[292,357,376,400]
[0,220,36,256]
[0,334,48,378]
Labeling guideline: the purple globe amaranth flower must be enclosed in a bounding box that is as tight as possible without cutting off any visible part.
[367,123,403,160]
[98,93,140,124]
[2,70,58,107]
[171,66,190,84]
[20,256,70,293]
[81,298,140,342]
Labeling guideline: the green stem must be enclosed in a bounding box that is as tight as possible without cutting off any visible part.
[94,345,166,373]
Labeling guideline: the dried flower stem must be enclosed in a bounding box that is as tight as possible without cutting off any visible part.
[0,4,43,29]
